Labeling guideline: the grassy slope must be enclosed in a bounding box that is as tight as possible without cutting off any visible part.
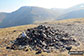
[0,19,84,56]
[48,18,84,24]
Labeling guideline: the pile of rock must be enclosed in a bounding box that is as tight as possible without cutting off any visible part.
[8,25,80,53]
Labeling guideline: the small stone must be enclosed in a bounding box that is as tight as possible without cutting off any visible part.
[25,49,28,52]
[35,50,42,54]
[65,46,72,51]
[13,30,17,32]
[6,47,10,49]
[43,49,50,53]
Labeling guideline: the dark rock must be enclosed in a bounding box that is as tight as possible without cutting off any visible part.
[13,30,17,32]
[65,46,72,51]
[6,47,10,49]
[25,49,28,52]
[35,50,42,54]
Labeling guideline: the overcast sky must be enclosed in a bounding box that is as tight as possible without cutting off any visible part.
[0,0,84,12]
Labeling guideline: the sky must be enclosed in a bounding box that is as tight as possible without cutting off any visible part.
[0,0,84,12]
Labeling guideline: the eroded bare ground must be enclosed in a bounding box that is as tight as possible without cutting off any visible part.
[0,19,84,56]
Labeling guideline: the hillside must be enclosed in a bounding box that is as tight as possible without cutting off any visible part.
[57,9,84,20]
[0,6,60,28]
[0,12,8,23]
[0,18,84,56]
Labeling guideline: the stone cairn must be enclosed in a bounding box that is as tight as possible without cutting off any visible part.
[8,25,80,53]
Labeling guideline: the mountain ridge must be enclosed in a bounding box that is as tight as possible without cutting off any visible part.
[0,6,58,28]
[0,4,84,28]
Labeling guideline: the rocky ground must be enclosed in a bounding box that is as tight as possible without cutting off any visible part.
[0,19,84,56]
[42,21,84,43]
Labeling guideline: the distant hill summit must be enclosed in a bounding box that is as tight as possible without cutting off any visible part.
[0,6,58,28]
